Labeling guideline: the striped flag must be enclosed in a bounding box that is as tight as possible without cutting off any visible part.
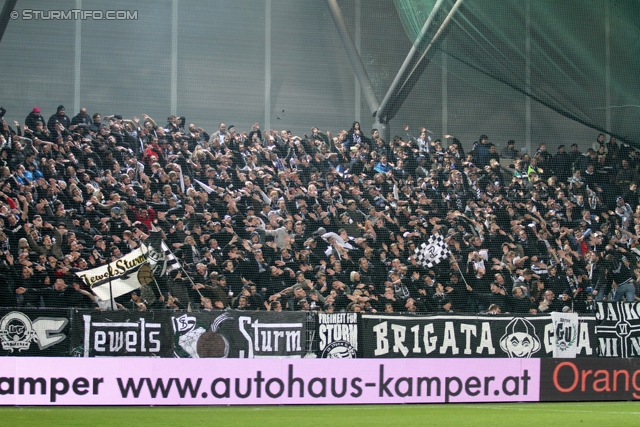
[143,232,181,276]
[414,234,452,268]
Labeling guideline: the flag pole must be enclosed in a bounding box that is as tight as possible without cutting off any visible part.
[449,253,470,288]
[161,241,204,298]
[105,243,115,311]
[142,235,204,299]
[151,277,163,299]
[140,243,165,296]
[416,233,468,287]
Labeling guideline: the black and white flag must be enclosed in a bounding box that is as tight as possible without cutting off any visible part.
[414,234,451,268]
[143,231,181,276]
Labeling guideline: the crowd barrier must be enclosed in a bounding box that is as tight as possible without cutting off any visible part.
[0,302,639,405]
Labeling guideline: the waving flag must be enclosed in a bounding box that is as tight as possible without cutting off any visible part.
[143,231,181,276]
[414,234,451,268]
[76,248,149,300]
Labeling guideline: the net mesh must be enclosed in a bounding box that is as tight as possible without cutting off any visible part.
[394,0,640,145]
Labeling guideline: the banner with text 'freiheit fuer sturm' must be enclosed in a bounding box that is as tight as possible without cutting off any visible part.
[316,312,359,358]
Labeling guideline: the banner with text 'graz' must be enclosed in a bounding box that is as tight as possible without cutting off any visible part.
[361,314,597,358]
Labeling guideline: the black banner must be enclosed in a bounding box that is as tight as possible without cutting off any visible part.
[361,313,597,358]
[595,302,640,357]
[317,312,358,358]
[73,311,174,357]
[171,310,307,358]
[541,358,640,401]
[0,309,71,357]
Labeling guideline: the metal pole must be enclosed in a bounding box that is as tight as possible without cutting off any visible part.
[326,0,379,115]
[74,0,82,114]
[140,243,167,297]
[375,0,447,121]
[525,0,531,154]
[162,242,203,298]
[105,243,115,311]
[170,0,178,116]
[604,0,611,135]
[264,0,272,132]
[442,38,448,138]
[0,0,18,44]
[354,0,362,123]
[377,0,464,122]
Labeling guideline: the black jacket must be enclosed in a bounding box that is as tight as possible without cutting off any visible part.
[47,113,71,134]
[25,112,46,131]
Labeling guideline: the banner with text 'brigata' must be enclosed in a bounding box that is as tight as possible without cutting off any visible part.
[171,311,307,358]
[361,314,597,358]
[0,309,71,357]
[73,311,174,357]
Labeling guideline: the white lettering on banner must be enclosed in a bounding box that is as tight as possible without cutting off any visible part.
[317,313,358,358]
[318,324,358,350]
[0,358,541,405]
[373,322,388,356]
[368,315,596,358]
[411,325,420,353]
[238,317,302,358]
[391,324,408,356]
[83,316,161,356]
[373,321,495,356]
[424,323,437,354]
[460,324,476,355]
[576,322,593,356]
[543,323,554,354]
[595,302,640,357]
[477,323,496,355]
[440,322,459,355]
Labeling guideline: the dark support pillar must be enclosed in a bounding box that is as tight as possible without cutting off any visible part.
[326,0,462,142]
[376,0,464,127]
[326,0,379,117]
[0,0,17,44]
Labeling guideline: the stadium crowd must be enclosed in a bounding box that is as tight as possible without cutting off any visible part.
[0,104,639,315]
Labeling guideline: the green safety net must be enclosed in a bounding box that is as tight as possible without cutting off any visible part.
[394,0,640,145]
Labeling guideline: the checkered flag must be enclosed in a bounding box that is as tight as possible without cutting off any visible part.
[414,235,452,268]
